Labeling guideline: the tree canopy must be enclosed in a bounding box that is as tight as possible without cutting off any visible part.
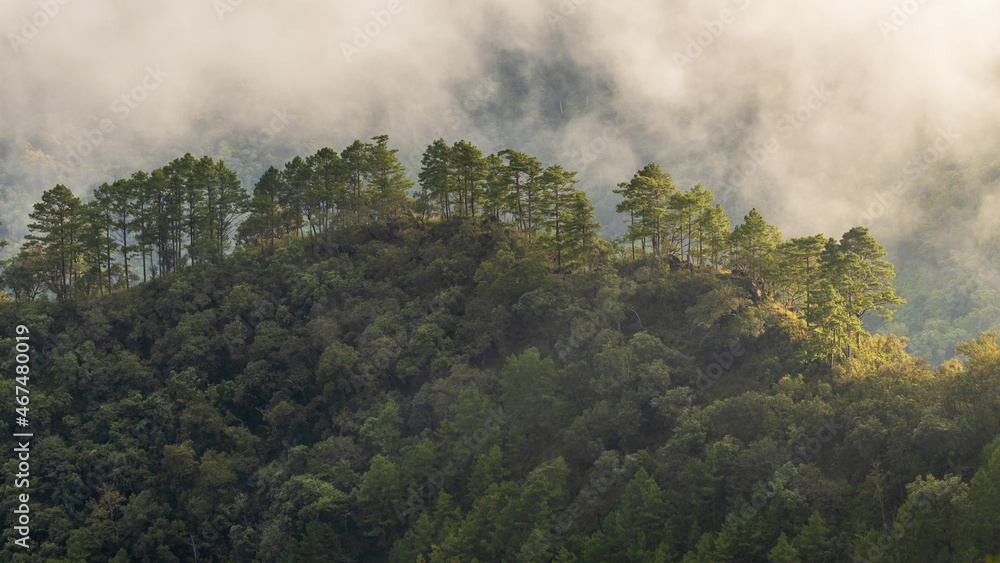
[5,134,995,563]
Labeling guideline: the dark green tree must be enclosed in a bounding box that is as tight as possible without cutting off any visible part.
[211,159,248,258]
[699,203,730,268]
[306,147,345,232]
[452,140,486,218]
[483,153,511,222]
[539,164,579,271]
[729,208,782,288]
[563,189,603,271]
[366,135,414,223]
[281,156,311,237]
[25,184,86,299]
[341,140,371,224]
[499,149,542,236]
[615,163,674,257]
[419,139,454,220]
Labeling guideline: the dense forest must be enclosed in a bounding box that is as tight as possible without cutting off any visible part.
[1,136,999,561]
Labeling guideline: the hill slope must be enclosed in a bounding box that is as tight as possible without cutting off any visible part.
[1,220,999,562]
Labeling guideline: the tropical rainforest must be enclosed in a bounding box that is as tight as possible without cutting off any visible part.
[1,136,999,562]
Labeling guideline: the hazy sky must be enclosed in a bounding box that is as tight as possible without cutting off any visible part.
[2,0,1000,242]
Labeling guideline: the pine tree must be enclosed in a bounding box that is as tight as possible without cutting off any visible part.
[637,164,675,255]
[791,510,831,561]
[306,147,345,232]
[667,189,696,261]
[839,226,905,324]
[82,200,109,295]
[161,158,189,272]
[146,168,167,274]
[451,140,486,218]
[419,139,454,220]
[105,178,136,289]
[184,154,207,264]
[482,153,510,222]
[240,166,283,247]
[129,171,154,282]
[78,203,108,296]
[499,149,542,235]
[539,164,578,271]
[25,184,86,300]
[729,208,782,288]
[366,135,414,223]
[262,166,285,243]
[564,190,602,271]
[688,184,715,266]
[767,532,801,563]
[669,184,713,265]
[90,184,119,291]
[775,234,826,319]
[819,228,904,356]
[341,140,371,224]
[806,278,855,363]
[281,156,311,236]
[699,203,730,268]
[212,160,248,258]
[614,176,642,259]
[196,155,220,260]
[615,163,674,258]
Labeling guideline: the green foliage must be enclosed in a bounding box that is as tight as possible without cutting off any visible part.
[24,184,85,300]
[962,434,1000,557]
[767,532,800,563]
[791,510,830,560]
[729,207,782,286]
[614,163,675,257]
[0,147,990,562]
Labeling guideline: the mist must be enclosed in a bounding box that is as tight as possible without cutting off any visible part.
[2,0,1000,248]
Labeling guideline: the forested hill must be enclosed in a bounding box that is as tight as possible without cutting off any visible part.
[1,138,1000,561]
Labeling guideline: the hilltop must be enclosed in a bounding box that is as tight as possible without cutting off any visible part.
[1,215,999,561]
[0,137,999,561]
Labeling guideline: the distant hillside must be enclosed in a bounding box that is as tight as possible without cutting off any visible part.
[872,158,1000,365]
